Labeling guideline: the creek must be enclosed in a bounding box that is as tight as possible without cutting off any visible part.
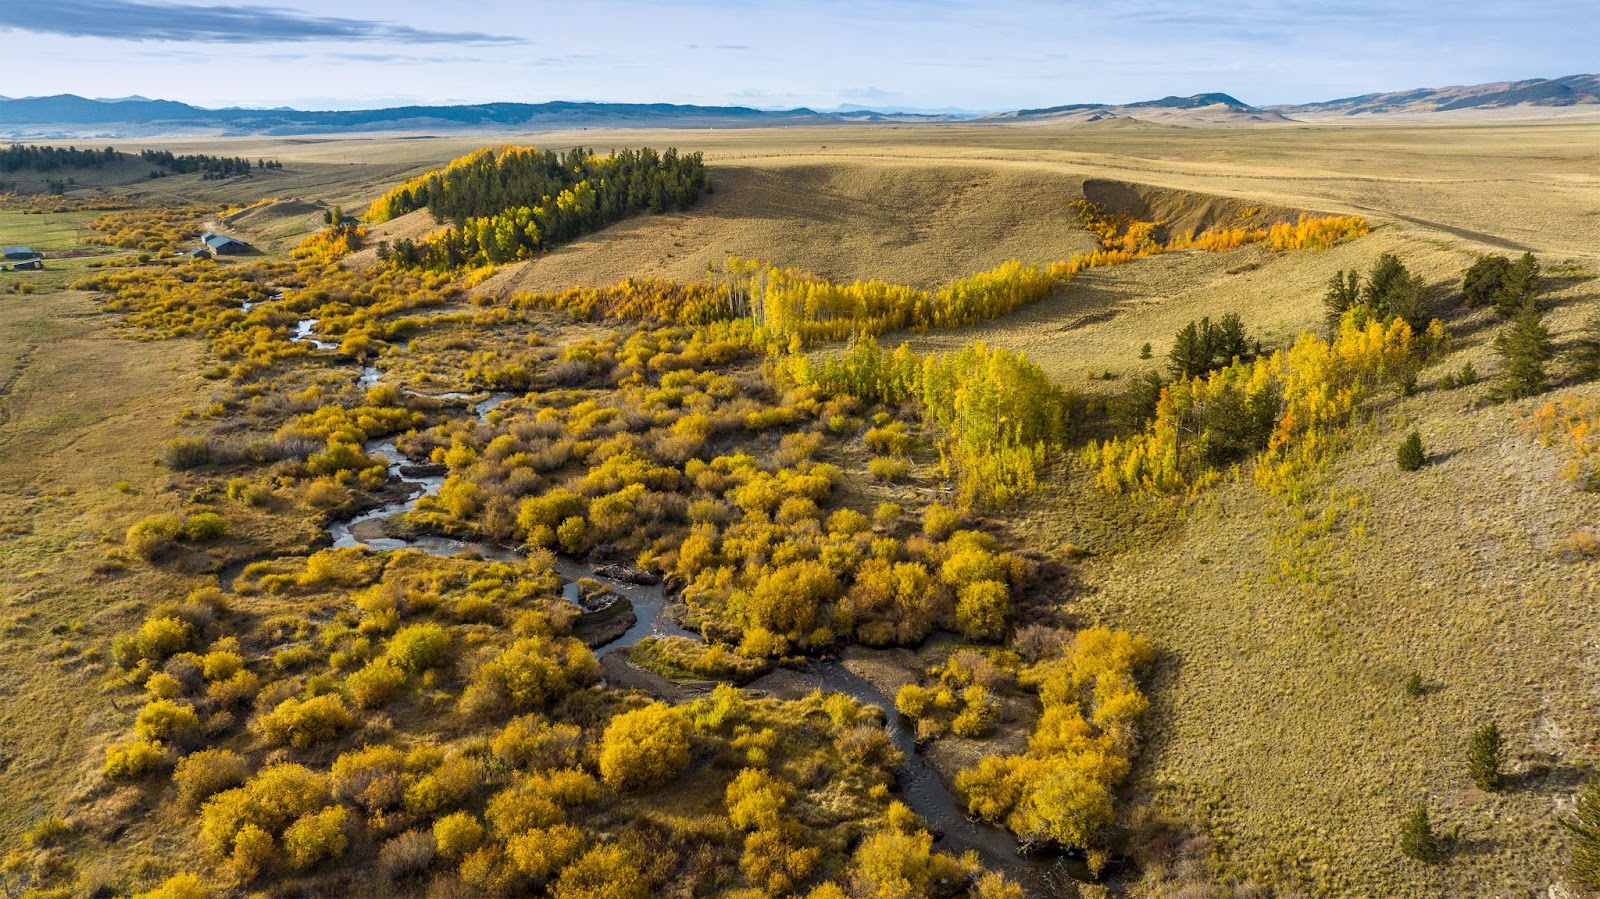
[320,364,1090,896]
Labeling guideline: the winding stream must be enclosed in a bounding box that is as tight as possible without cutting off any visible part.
[291,318,339,351]
[322,363,1089,896]
[805,663,1090,894]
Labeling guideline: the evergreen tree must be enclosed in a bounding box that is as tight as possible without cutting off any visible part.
[1568,313,1600,382]
[1563,777,1600,887]
[1354,254,1431,330]
[1466,721,1504,791]
[1399,804,1440,862]
[1109,371,1166,434]
[1362,254,1412,315]
[1493,306,1554,400]
[1397,431,1425,472]
[1495,253,1542,318]
[1324,269,1362,327]
[1386,276,1433,333]
[1168,314,1251,379]
[1212,312,1250,364]
[1463,254,1510,308]
[1168,321,1207,379]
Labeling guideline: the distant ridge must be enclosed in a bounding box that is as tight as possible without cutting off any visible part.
[1,75,1596,137]
[1269,73,1600,115]
[989,92,1292,125]
[1010,92,1253,117]
[0,95,946,137]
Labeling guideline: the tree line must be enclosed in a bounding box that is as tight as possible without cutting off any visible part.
[140,151,280,180]
[0,143,117,172]
[370,146,708,269]
[0,145,283,178]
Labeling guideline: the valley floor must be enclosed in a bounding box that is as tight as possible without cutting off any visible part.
[2,117,1598,897]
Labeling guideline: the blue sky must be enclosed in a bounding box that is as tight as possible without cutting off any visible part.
[0,0,1594,110]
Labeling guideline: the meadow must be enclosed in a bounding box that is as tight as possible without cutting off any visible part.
[0,116,1596,899]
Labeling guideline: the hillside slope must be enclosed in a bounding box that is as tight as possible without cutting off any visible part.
[475,161,1102,295]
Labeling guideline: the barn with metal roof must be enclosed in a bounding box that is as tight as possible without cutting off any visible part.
[200,232,252,255]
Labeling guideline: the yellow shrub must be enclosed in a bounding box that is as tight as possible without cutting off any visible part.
[598,702,691,791]
[256,694,355,748]
[725,768,792,831]
[433,811,485,859]
[386,623,452,672]
[550,843,648,899]
[282,805,349,869]
[199,763,329,859]
[330,744,406,811]
[922,503,960,540]
[126,514,183,560]
[506,823,585,880]
[346,657,407,709]
[132,872,211,899]
[174,749,249,806]
[104,739,164,778]
[136,698,200,743]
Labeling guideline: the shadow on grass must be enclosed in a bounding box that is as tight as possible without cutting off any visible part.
[1426,448,1464,467]
[1508,757,1590,794]
[1446,833,1497,861]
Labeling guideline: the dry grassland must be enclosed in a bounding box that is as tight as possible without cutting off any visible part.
[0,291,212,841]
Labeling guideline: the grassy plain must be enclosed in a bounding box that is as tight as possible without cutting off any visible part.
[0,289,210,846]
[1,117,1598,897]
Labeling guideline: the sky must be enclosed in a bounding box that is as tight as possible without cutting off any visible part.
[0,0,1594,111]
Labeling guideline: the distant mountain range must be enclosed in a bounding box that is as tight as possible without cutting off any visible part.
[1267,73,1600,115]
[0,74,1595,137]
[0,96,941,138]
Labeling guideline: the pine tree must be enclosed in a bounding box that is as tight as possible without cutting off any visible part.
[1362,254,1411,316]
[1466,722,1504,791]
[1168,314,1251,379]
[1358,254,1431,330]
[1563,777,1600,887]
[1462,254,1511,308]
[1493,307,1553,400]
[1495,253,1542,318]
[1325,269,1362,327]
[1399,804,1440,862]
[1212,313,1250,364]
[1168,321,1206,379]
[1397,431,1425,471]
[1386,275,1433,333]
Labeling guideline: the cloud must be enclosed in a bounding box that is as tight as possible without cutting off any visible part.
[251,52,485,65]
[1,0,524,44]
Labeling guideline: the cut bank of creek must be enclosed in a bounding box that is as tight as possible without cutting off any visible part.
[305,348,1092,896]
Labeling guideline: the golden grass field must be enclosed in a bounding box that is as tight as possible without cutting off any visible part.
[2,117,1598,897]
